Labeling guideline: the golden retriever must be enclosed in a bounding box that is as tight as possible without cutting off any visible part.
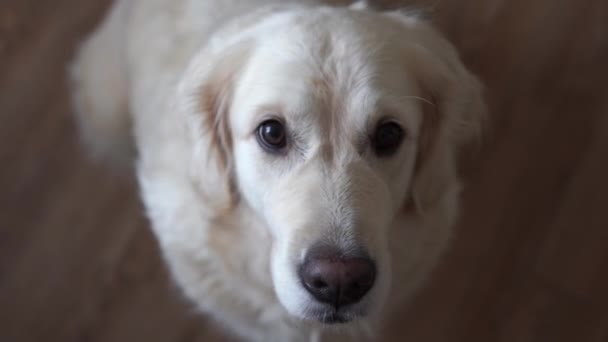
[70,0,485,340]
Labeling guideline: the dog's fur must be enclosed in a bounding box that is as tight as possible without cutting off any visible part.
[70,0,485,340]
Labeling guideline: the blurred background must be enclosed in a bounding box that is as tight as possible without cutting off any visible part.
[1,0,607,341]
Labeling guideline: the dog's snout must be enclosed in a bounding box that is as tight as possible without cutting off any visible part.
[298,247,376,308]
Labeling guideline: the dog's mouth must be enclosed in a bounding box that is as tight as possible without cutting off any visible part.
[306,307,363,324]
[317,312,350,324]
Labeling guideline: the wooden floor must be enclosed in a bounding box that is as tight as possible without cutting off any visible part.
[1,1,607,341]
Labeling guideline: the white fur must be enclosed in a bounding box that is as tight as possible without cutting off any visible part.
[70,0,485,341]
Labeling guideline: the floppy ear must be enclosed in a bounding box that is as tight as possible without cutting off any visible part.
[393,15,486,215]
[175,43,252,216]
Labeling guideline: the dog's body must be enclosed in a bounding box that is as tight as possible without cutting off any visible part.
[71,0,484,340]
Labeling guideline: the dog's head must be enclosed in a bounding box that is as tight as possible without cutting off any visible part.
[178,4,484,328]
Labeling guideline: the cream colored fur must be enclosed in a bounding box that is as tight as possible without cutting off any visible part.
[70,0,484,341]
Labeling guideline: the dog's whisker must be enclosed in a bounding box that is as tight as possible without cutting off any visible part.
[399,94,437,107]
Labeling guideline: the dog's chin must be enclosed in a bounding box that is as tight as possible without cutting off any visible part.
[300,307,366,325]
[284,300,369,327]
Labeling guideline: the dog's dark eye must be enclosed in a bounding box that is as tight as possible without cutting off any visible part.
[372,121,404,157]
[257,119,287,152]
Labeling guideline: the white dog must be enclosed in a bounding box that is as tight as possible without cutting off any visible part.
[70,0,485,340]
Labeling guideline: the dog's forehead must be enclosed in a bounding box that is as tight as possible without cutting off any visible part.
[231,10,423,148]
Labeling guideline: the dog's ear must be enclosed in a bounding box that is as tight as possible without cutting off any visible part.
[392,15,486,215]
[176,42,252,215]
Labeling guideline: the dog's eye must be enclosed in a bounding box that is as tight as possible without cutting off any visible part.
[372,121,404,157]
[257,119,287,152]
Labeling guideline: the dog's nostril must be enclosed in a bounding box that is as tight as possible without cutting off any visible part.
[312,279,328,289]
[298,246,376,309]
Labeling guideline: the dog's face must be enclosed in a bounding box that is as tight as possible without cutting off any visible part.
[181,5,484,328]
[232,32,419,323]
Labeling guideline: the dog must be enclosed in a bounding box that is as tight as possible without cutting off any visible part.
[70,0,485,340]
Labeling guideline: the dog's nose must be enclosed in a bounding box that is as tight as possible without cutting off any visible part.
[298,247,376,308]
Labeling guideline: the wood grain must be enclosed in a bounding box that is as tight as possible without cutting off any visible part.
[1,0,607,341]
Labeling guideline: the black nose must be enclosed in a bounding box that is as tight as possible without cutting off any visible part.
[298,246,376,308]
